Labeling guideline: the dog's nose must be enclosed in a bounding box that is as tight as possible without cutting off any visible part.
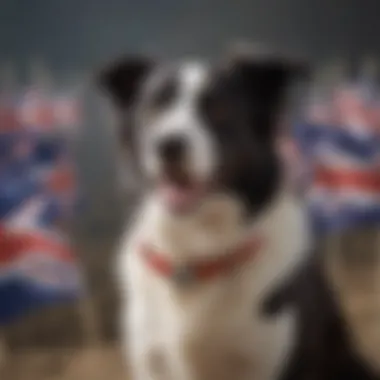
[157,135,187,162]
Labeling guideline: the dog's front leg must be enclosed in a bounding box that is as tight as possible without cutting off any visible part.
[123,304,161,380]
[167,338,196,380]
[128,341,154,380]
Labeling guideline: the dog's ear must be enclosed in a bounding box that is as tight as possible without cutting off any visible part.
[97,56,154,109]
[225,47,309,143]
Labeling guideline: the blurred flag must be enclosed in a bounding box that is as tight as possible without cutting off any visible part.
[0,61,83,325]
[18,89,55,132]
[296,58,380,235]
[333,85,374,137]
[0,193,83,324]
[0,164,41,220]
[0,224,83,325]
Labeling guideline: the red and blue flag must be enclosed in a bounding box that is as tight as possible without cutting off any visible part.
[0,79,83,325]
[296,73,380,234]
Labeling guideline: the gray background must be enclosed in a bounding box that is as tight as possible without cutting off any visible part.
[1,0,380,70]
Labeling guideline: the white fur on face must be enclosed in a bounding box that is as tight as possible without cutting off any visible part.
[139,62,218,182]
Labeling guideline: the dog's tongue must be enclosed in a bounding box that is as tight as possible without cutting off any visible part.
[160,183,201,212]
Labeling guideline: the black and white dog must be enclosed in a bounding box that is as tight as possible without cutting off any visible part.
[98,48,378,380]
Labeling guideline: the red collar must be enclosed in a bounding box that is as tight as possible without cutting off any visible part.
[140,234,264,286]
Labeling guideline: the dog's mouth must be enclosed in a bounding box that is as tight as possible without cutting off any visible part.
[156,166,209,213]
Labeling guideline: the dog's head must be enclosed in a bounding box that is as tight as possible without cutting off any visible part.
[98,49,307,217]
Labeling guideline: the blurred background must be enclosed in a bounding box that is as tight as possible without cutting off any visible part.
[0,0,380,379]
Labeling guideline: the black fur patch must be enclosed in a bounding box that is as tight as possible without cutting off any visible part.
[262,250,379,380]
[195,56,300,216]
[97,55,154,109]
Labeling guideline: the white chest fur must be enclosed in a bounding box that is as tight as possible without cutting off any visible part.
[117,192,309,380]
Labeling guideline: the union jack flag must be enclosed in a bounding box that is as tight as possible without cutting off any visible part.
[0,222,83,324]
[0,193,83,324]
[297,74,380,235]
[0,81,83,325]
